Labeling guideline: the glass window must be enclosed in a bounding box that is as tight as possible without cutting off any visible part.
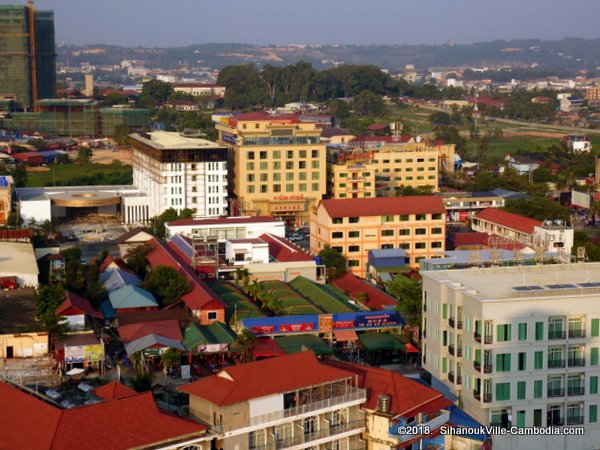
[286,161,294,170]
[432,213,442,220]
[312,161,320,169]
[400,215,409,221]
[311,183,320,191]
[247,151,255,160]
[299,173,307,180]
[286,173,294,181]
[432,241,443,248]
[416,214,426,221]
[535,322,544,340]
[591,376,599,395]
[348,260,359,267]
[381,229,394,237]
[273,184,281,192]
[496,353,511,372]
[415,243,426,249]
[495,382,510,401]
[273,150,281,159]
[286,150,293,159]
[348,245,360,252]
[247,162,255,170]
[247,185,255,193]
[416,228,427,235]
[332,232,343,239]
[592,348,599,366]
[332,218,343,224]
[312,149,319,158]
[260,174,268,181]
[535,351,544,369]
[497,324,512,342]
[259,162,268,170]
[273,173,281,181]
[260,151,267,159]
[286,184,294,192]
[299,161,306,169]
[518,352,527,370]
[517,381,526,400]
[299,150,307,158]
[312,172,319,180]
[432,227,443,234]
[592,319,600,337]
[349,231,359,238]
[349,217,359,223]
[260,185,268,193]
[534,380,543,398]
[399,229,410,236]
[590,405,598,423]
[382,215,394,222]
[299,183,307,192]
[518,323,527,340]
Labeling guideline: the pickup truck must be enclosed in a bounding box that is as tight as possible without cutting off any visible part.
[0,276,18,290]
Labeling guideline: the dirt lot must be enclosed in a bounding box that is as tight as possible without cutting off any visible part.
[503,131,565,138]
[91,147,132,165]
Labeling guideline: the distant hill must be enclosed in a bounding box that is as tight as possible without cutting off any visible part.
[57,38,600,73]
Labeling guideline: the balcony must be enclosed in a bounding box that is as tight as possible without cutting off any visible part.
[248,388,367,427]
[567,416,584,426]
[568,358,585,367]
[448,345,455,356]
[449,318,456,328]
[474,333,481,343]
[473,392,492,402]
[473,361,492,373]
[548,359,566,369]
[548,330,566,340]
[569,329,586,339]
[273,420,365,450]
[547,388,565,397]
[457,347,463,357]
[457,320,463,330]
[448,372,455,383]
[567,386,585,396]
[393,410,451,443]
[484,336,493,344]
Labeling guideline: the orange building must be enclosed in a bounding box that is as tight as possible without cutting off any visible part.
[310,196,446,276]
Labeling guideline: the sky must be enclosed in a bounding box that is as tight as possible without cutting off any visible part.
[32,0,600,48]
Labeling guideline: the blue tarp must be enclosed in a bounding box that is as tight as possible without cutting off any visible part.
[448,405,489,441]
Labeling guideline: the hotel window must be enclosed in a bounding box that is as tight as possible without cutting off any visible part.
[349,217,359,223]
[381,244,393,249]
[312,172,319,180]
[247,174,255,182]
[381,229,394,237]
[331,409,348,427]
[299,184,307,192]
[432,227,443,234]
[417,167,425,172]
[303,416,319,434]
[287,150,294,158]
[247,151,255,160]
[312,149,319,158]
[275,424,293,442]
[415,243,426,249]
[428,175,436,180]
[333,218,343,224]
[496,353,511,372]
[286,184,294,192]
[400,243,410,250]
[299,172,307,180]
[249,430,266,448]
[339,183,347,188]
[286,173,294,181]
[349,231,360,238]
[406,158,414,163]
[311,183,320,191]
[273,151,281,159]
[260,185,268,193]
[286,161,294,170]
[299,161,307,169]
[299,150,307,158]
[417,176,424,180]
[382,215,394,222]
[432,213,442,220]
[273,161,281,170]
[497,324,512,342]
[416,214,426,221]
[394,159,401,163]
[247,185,255,193]
[348,245,360,252]
[332,246,343,253]
[348,260,360,267]
[432,241,442,248]
[260,151,267,159]
[273,184,281,192]
[260,174,268,181]
[428,157,436,162]
[273,173,281,181]
[339,193,347,198]
[332,232,343,239]
[399,229,410,236]
[255,123,260,129]
[260,162,268,170]
[416,228,427,235]
[406,176,413,181]
[312,161,320,169]
[400,215,409,221]
[242,124,247,129]
[429,166,436,171]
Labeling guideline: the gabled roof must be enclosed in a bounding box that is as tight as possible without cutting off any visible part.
[99,268,141,293]
[115,227,154,245]
[108,285,158,309]
[179,351,352,406]
[259,233,314,262]
[474,207,542,235]
[124,334,185,356]
[98,254,135,274]
[183,321,237,350]
[146,238,225,311]
[118,319,183,343]
[453,232,489,247]
[331,273,398,310]
[56,290,102,319]
[93,381,137,400]
[0,380,207,450]
[319,196,445,218]
[324,361,452,418]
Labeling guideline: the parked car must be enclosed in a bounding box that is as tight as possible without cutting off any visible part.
[0,276,18,290]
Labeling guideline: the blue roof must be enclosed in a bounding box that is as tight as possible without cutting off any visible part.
[448,405,489,441]
[108,285,157,309]
[490,188,530,200]
[100,300,116,320]
[368,249,409,268]
[99,268,141,293]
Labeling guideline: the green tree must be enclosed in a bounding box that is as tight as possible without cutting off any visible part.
[77,147,92,163]
[142,266,191,306]
[102,91,129,107]
[235,329,257,363]
[61,247,82,262]
[149,207,194,238]
[351,90,386,117]
[386,275,422,326]
[319,245,347,282]
[125,243,153,277]
[434,125,467,155]
[129,370,153,391]
[503,197,570,223]
[113,124,131,146]
[33,284,68,349]
[160,348,180,375]
[217,64,266,110]
[138,80,174,109]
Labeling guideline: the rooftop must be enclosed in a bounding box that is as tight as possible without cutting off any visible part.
[179,351,352,406]
[0,241,39,277]
[422,262,600,301]
[319,196,445,218]
[332,273,398,311]
[167,216,283,227]
[130,131,222,150]
[474,208,542,235]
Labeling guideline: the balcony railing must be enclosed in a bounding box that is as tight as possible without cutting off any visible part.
[448,345,455,356]
[457,347,463,357]
[567,386,585,396]
[568,358,585,367]
[457,320,463,330]
[273,420,365,450]
[474,333,481,343]
[569,329,586,338]
[548,330,566,340]
[567,416,584,426]
[547,388,565,397]
[248,388,367,427]
[484,336,493,344]
[473,362,492,373]
[474,392,492,402]
[548,359,566,369]
[449,318,456,328]
[448,372,455,383]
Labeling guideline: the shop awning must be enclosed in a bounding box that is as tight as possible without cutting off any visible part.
[334,329,358,342]
[275,334,334,356]
[358,332,406,352]
[406,343,420,353]
[252,338,285,359]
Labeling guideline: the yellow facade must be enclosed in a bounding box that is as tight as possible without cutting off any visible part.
[0,332,48,358]
[327,142,455,199]
[311,198,446,277]
[216,114,326,227]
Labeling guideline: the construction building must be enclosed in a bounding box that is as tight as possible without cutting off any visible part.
[216,113,326,227]
[0,2,56,111]
[310,197,446,276]
[421,263,600,449]
[326,141,455,199]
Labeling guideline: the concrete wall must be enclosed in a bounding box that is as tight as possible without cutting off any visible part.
[0,333,48,358]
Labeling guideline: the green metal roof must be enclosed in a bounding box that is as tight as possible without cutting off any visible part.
[358,332,406,352]
[289,276,360,313]
[274,334,333,356]
[183,321,237,350]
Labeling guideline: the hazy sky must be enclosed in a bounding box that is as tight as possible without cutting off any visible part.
[33,0,600,47]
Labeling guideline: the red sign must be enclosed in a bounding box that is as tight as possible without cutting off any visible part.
[279,323,314,333]
[273,195,305,201]
[333,320,356,329]
[250,325,275,334]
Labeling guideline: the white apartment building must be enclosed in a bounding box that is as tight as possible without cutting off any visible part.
[422,263,600,449]
[165,216,286,240]
[129,131,229,218]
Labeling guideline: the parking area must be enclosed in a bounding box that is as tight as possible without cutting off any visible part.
[286,227,310,251]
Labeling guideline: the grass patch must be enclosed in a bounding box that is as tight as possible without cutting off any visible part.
[26,163,132,187]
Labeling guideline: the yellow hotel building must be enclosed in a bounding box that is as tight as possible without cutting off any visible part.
[216,113,326,227]
[326,141,455,199]
[311,196,446,277]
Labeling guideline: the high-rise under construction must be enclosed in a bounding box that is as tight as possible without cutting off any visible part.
[0,2,56,111]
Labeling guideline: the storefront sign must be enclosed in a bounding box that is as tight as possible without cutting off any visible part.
[221,132,237,144]
[65,344,105,363]
[250,325,275,334]
[319,315,333,333]
[279,323,315,333]
[273,195,305,201]
[356,312,401,328]
[333,320,356,329]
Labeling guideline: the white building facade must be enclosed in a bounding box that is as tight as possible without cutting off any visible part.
[165,216,286,241]
[129,131,229,218]
[422,263,600,449]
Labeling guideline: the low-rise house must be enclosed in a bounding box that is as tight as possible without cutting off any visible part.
[55,290,102,331]
[107,285,158,314]
[99,268,141,293]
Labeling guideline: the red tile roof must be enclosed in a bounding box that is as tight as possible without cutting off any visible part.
[167,216,282,227]
[118,319,183,343]
[115,227,152,245]
[93,381,137,400]
[117,308,191,325]
[324,361,452,417]
[99,254,135,274]
[319,196,445,218]
[331,273,397,310]
[453,232,489,248]
[0,381,206,450]
[179,351,353,406]
[146,238,225,312]
[0,229,32,241]
[474,207,542,235]
[56,290,102,319]
[259,233,314,262]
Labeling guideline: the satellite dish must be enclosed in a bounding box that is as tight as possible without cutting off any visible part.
[415,136,422,143]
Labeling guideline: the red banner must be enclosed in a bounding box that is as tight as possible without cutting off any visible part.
[333,320,356,329]
[279,323,315,333]
[250,325,275,334]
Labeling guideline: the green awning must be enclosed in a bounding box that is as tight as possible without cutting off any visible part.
[275,334,334,356]
[183,322,236,351]
[359,332,406,352]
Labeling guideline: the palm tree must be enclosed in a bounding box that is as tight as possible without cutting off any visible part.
[235,329,257,363]
[235,267,249,288]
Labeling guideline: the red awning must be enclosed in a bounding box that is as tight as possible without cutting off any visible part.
[406,343,420,353]
[334,330,359,342]
[252,338,285,358]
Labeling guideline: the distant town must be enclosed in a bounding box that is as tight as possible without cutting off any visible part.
[2,2,600,450]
